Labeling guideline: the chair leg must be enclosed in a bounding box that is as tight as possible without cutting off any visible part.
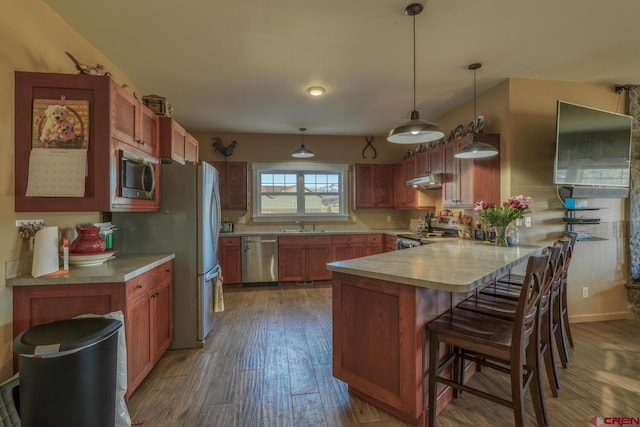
[554,303,570,367]
[510,365,527,427]
[453,346,463,398]
[562,306,574,348]
[528,340,549,427]
[428,332,440,427]
[542,312,560,396]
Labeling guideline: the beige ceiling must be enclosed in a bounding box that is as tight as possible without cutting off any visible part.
[43,0,640,137]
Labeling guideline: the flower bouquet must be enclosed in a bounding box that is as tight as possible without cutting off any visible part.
[474,195,532,246]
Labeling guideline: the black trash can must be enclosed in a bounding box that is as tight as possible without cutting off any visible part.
[13,317,122,427]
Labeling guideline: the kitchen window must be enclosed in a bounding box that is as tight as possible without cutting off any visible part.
[252,163,348,221]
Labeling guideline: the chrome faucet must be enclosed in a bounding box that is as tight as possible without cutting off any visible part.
[296,221,305,231]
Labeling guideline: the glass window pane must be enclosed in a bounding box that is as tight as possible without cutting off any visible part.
[261,195,297,214]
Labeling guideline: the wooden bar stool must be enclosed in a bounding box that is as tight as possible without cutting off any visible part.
[490,235,576,369]
[427,253,551,427]
[457,245,564,398]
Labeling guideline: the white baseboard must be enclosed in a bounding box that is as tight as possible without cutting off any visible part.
[569,312,629,323]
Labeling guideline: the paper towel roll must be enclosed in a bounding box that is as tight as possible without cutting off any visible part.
[31,226,59,278]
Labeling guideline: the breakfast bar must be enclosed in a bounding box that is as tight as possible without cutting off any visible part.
[326,240,540,426]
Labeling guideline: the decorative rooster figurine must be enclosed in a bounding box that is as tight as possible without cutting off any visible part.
[212,137,237,157]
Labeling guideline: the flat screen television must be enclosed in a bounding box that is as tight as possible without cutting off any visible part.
[554,100,633,188]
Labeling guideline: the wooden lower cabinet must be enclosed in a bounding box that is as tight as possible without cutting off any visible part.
[332,235,367,261]
[366,234,384,255]
[279,235,332,282]
[12,260,174,400]
[219,236,241,284]
[384,235,398,252]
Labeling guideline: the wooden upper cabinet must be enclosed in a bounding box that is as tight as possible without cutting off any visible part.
[15,71,161,212]
[429,145,444,174]
[208,161,248,211]
[416,150,430,176]
[185,134,199,163]
[443,133,500,208]
[112,82,159,156]
[159,117,199,164]
[394,157,419,209]
[352,164,394,209]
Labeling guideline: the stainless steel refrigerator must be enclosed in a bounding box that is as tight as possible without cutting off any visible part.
[113,161,221,349]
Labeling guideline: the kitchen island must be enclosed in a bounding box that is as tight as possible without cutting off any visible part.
[326,240,540,426]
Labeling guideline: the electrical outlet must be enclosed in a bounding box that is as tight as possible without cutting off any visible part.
[524,216,532,228]
[582,287,589,298]
[237,216,246,224]
[387,215,392,223]
[16,219,45,228]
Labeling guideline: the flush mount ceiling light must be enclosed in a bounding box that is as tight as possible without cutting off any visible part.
[291,127,314,158]
[454,63,499,159]
[307,86,325,97]
[387,3,444,144]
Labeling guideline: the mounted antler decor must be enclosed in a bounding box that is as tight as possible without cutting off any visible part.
[362,136,377,159]
[212,137,237,157]
[64,51,111,77]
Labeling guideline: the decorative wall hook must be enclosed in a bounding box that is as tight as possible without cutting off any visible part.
[362,136,377,159]
[212,137,238,157]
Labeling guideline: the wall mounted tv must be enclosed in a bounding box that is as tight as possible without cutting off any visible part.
[554,100,633,189]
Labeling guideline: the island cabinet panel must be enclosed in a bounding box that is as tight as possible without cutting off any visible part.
[12,260,174,400]
[331,272,476,425]
[14,71,160,212]
[208,161,248,211]
[219,236,241,284]
[279,235,332,282]
[352,164,394,209]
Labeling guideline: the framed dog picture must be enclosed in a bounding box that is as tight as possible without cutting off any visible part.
[32,99,90,149]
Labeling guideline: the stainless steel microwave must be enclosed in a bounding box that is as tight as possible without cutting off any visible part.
[118,150,157,200]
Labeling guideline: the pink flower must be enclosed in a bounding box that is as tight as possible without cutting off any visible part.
[474,200,495,211]
[504,194,533,212]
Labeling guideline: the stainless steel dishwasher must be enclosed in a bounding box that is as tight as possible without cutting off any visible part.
[241,235,279,284]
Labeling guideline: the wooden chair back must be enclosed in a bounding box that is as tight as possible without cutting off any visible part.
[513,253,550,352]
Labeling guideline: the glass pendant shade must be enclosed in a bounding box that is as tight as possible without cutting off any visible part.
[387,110,444,144]
[454,135,499,159]
[292,128,314,158]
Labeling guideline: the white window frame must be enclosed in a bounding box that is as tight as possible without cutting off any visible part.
[252,163,349,222]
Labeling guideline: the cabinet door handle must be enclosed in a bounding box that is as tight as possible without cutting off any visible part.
[165,268,171,273]
[136,284,143,289]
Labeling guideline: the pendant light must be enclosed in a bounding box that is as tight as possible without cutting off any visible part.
[387,3,444,144]
[454,63,498,159]
[291,127,314,158]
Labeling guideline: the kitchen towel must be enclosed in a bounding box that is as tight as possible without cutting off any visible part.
[31,226,59,277]
[214,269,225,312]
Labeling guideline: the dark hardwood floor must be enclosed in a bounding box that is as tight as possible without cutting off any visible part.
[127,284,640,426]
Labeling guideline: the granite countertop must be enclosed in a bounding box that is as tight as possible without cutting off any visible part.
[326,239,540,293]
[6,253,175,287]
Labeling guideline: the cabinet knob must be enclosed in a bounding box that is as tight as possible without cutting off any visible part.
[165,268,171,273]
[136,284,143,289]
